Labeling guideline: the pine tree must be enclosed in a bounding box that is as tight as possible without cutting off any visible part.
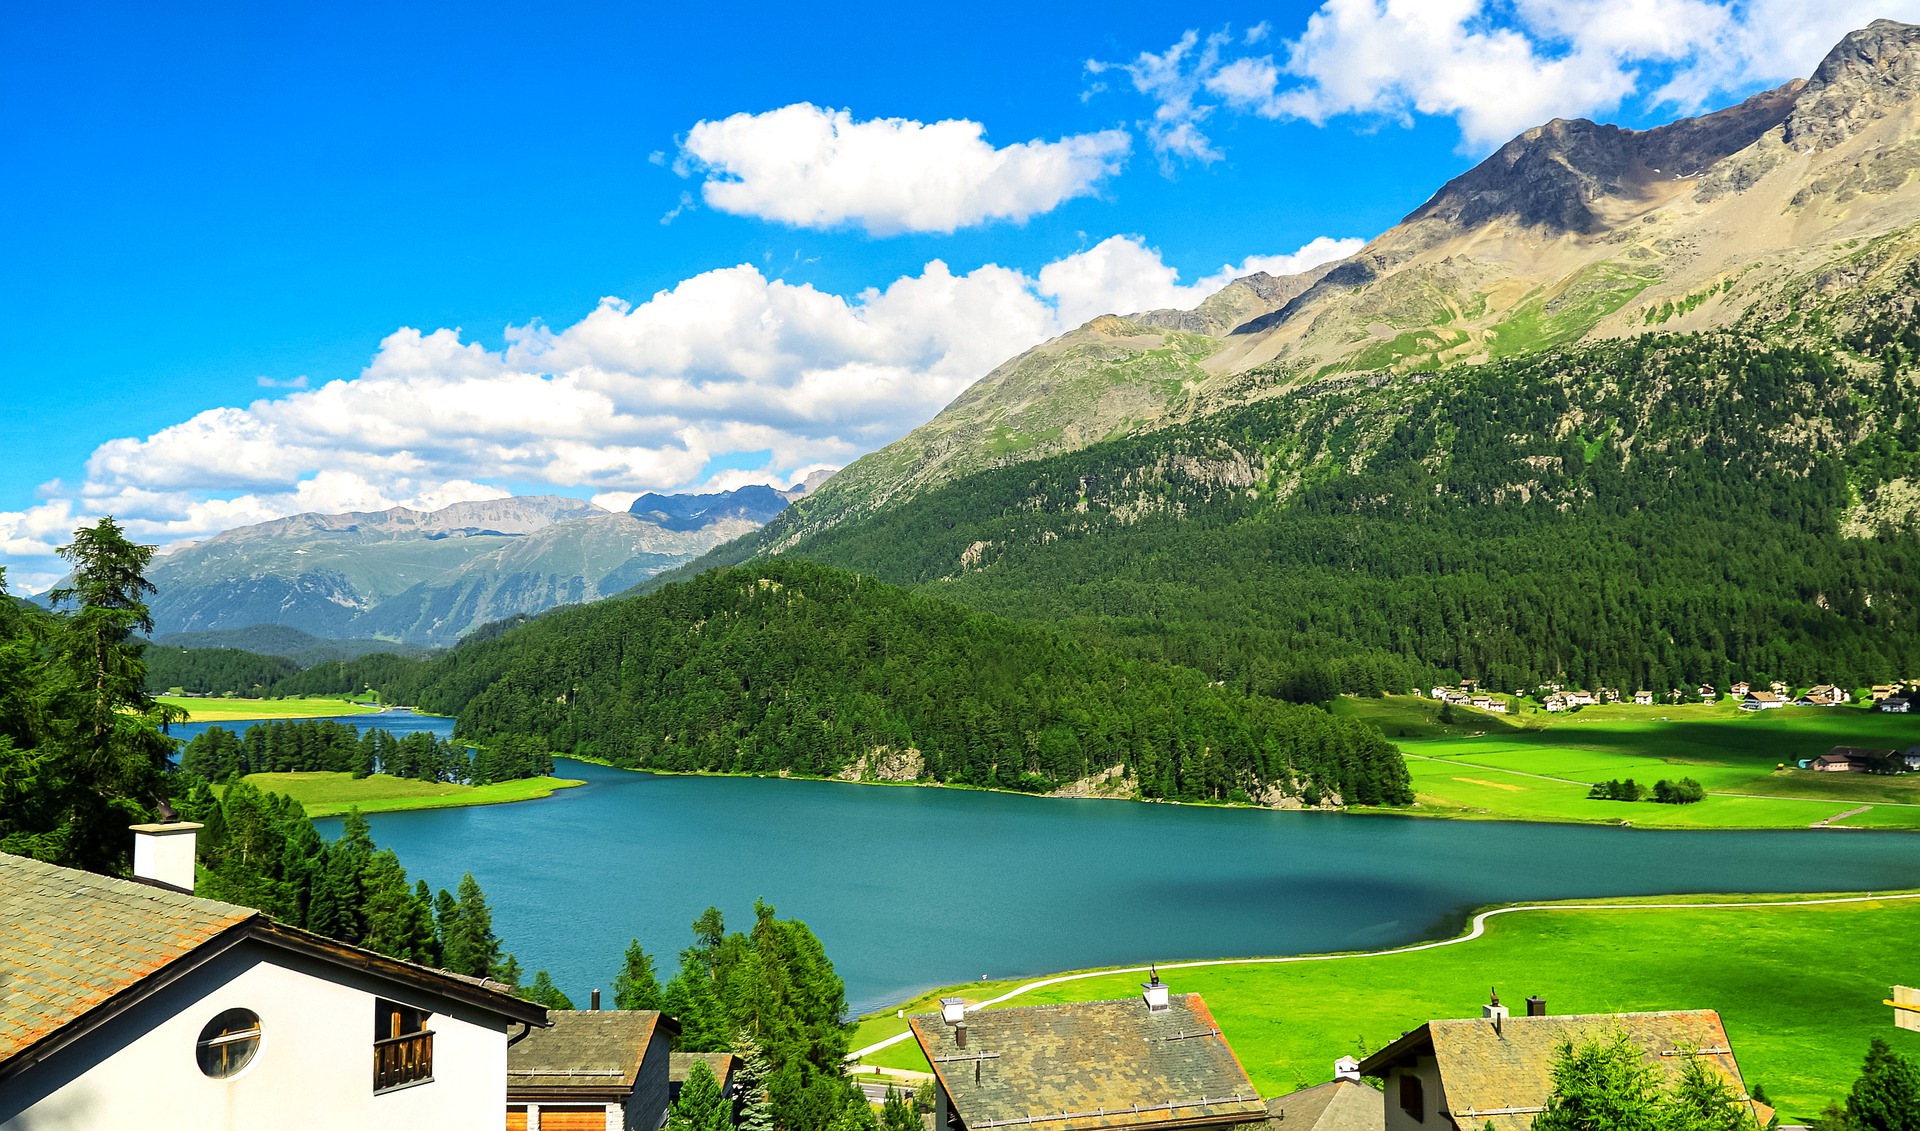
[881,1087,918,1131]
[730,1035,775,1131]
[614,939,664,1010]
[1845,1039,1920,1131]
[1532,1031,1666,1131]
[1666,1055,1757,1131]
[669,1059,733,1131]
[523,970,574,1010]
[437,872,503,977]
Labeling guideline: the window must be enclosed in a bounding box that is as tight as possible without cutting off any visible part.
[373,999,434,1093]
[1398,1074,1425,1122]
[196,1008,261,1078]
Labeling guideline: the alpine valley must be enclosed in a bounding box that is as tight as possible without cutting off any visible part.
[141,21,1920,795]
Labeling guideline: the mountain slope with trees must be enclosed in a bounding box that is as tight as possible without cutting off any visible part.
[400,560,1409,806]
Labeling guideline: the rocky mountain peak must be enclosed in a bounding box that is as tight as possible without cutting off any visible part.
[1402,80,1801,237]
[1784,19,1920,151]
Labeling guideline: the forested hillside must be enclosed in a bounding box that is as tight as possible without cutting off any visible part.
[404,560,1410,806]
[754,323,1920,696]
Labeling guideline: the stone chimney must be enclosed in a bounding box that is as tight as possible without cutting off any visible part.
[130,820,202,894]
[1142,966,1170,1012]
[1526,995,1547,1017]
[1484,987,1509,1034]
[1334,1056,1361,1083]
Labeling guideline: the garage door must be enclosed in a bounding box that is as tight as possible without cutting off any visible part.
[537,1107,608,1131]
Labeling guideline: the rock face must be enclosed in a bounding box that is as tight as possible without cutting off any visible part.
[730,21,1920,553]
[146,489,794,645]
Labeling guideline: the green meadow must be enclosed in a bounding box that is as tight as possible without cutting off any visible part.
[851,893,1920,1123]
[159,695,381,721]
[226,771,584,817]
[1334,696,1920,829]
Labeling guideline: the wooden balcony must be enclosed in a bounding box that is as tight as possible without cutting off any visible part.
[374,1029,434,1092]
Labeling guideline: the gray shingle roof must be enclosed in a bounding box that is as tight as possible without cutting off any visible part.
[509,1010,663,1092]
[909,994,1267,1131]
[1262,1082,1382,1131]
[0,851,258,1065]
[1359,1010,1768,1131]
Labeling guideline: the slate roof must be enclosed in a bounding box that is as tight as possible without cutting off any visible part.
[1359,1010,1769,1131]
[909,994,1268,1131]
[0,851,258,1065]
[508,1009,666,1093]
[0,849,546,1080]
[672,1050,737,1084]
[1261,1081,1381,1131]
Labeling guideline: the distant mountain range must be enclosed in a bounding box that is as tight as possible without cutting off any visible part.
[143,483,820,646]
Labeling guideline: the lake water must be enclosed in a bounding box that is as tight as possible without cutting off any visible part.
[168,708,458,746]
[294,756,1920,1016]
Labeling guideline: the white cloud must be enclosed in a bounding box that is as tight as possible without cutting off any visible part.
[256,374,309,389]
[1097,1,1920,154]
[2,234,1362,584]
[677,103,1131,235]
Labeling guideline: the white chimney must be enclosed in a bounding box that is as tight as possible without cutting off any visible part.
[130,821,202,893]
[1142,966,1170,1012]
[941,997,967,1025]
[1483,988,1509,1033]
[1334,1057,1361,1084]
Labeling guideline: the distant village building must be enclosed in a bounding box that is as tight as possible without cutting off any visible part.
[507,1008,679,1131]
[1800,684,1850,706]
[1878,696,1911,714]
[1872,684,1897,702]
[1730,682,1751,698]
[1816,747,1898,774]
[1741,691,1785,711]
[1905,747,1920,772]
[1358,994,1771,1131]
[0,828,548,1131]
[909,977,1272,1131]
[1769,680,1790,696]
[1262,1058,1380,1131]
[1696,684,1717,701]
[1633,690,1654,706]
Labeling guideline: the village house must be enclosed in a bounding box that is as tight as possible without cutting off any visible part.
[1696,683,1717,701]
[1633,690,1654,706]
[1769,680,1790,697]
[1358,993,1771,1131]
[909,976,1283,1131]
[1565,690,1598,707]
[1261,1058,1381,1131]
[506,1005,678,1131]
[1905,747,1920,772]
[1740,691,1786,711]
[1800,684,1851,706]
[1467,696,1508,714]
[1809,746,1899,773]
[1879,696,1911,714]
[0,824,549,1131]
[1542,694,1569,712]
[1730,681,1751,698]
[670,1051,740,1121]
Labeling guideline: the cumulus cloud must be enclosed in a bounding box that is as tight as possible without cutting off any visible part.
[677,103,1131,235]
[1,235,1361,588]
[1096,0,1920,154]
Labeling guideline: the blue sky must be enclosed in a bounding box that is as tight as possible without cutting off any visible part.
[4,0,1914,589]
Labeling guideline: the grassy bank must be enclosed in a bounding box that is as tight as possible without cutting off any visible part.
[1335,696,1920,829]
[230,771,584,817]
[160,695,381,721]
[850,892,1920,1121]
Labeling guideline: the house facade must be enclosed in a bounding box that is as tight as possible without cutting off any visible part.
[1741,692,1785,711]
[0,837,548,1131]
[507,1009,678,1131]
[1358,996,1769,1131]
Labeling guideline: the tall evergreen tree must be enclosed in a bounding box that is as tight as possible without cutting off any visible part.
[1845,1039,1920,1131]
[730,1036,775,1131]
[523,970,574,1010]
[1532,1032,1666,1131]
[614,939,664,1010]
[669,1060,733,1131]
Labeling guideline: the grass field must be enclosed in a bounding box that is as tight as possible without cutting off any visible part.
[159,695,381,721]
[1333,696,1920,829]
[849,892,1920,1121]
[231,771,584,817]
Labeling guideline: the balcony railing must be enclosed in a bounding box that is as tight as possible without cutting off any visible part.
[374,1030,434,1093]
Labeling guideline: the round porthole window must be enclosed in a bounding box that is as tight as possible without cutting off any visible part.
[195,1008,261,1078]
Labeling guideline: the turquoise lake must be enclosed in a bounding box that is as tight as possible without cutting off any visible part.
[193,712,1920,1015]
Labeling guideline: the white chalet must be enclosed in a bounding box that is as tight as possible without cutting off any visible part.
[0,824,549,1131]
